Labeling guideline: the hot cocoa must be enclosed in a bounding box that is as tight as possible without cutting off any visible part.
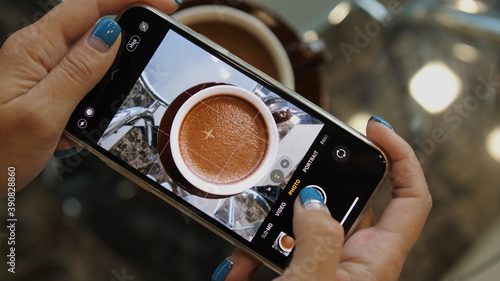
[178,95,269,185]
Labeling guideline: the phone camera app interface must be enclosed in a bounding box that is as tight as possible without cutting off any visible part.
[94,27,382,263]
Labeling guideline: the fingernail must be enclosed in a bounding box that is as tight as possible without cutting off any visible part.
[175,0,183,7]
[299,187,326,211]
[212,258,233,281]
[88,18,121,53]
[54,147,80,158]
[369,115,394,131]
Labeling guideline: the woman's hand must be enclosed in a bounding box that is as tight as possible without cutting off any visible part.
[0,0,181,196]
[212,116,432,281]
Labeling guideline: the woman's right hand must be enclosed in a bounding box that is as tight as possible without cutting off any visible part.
[213,117,432,281]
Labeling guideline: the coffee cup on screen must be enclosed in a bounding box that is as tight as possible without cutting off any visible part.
[169,85,279,196]
[173,5,295,90]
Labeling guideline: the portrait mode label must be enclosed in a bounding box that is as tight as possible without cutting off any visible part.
[302,150,319,173]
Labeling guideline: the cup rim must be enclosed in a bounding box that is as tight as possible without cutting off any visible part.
[172,5,295,90]
[169,85,279,196]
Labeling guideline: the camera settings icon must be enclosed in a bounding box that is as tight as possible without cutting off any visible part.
[139,21,149,32]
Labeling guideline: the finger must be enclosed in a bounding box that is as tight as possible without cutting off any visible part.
[10,18,121,139]
[278,187,343,281]
[37,0,179,48]
[212,248,261,281]
[54,135,81,158]
[353,208,375,231]
[366,117,432,251]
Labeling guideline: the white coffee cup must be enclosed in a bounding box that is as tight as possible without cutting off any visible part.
[169,85,279,196]
[173,5,295,90]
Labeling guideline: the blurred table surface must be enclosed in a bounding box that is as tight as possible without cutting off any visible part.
[1,0,500,281]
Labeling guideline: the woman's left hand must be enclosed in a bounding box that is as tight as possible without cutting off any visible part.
[0,0,180,195]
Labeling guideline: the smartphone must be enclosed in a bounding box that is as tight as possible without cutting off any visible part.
[65,5,388,272]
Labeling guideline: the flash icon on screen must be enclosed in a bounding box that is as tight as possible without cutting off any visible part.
[77,119,87,129]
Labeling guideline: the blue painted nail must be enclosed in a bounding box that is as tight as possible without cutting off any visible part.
[369,115,393,130]
[175,0,183,7]
[299,187,325,208]
[212,259,233,281]
[89,18,121,52]
[54,147,79,159]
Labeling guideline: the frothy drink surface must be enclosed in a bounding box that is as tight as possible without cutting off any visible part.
[179,95,269,185]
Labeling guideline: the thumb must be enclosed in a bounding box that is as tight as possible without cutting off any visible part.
[278,187,344,281]
[27,17,121,122]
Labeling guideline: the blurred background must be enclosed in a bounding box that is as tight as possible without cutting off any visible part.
[1,0,500,280]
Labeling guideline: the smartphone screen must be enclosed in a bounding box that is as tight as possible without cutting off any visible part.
[65,6,387,271]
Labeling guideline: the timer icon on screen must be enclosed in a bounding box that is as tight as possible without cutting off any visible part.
[84,107,94,117]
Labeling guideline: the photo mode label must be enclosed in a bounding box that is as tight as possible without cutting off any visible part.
[288,179,300,196]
